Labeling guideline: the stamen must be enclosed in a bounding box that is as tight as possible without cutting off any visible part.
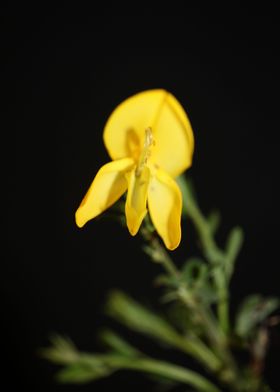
[135,127,154,177]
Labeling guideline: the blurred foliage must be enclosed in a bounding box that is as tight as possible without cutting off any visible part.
[235,295,279,339]
[41,176,279,392]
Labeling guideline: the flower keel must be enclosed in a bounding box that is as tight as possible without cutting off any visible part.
[125,166,151,236]
[148,169,182,250]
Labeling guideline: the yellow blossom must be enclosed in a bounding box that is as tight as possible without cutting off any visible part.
[75,89,194,250]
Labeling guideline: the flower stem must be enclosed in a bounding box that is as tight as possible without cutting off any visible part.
[73,353,223,392]
[141,228,224,373]
[177,176,230,335]
[112,356,222,392]
[152,237,181,278]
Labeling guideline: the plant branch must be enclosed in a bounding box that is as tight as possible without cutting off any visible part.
[177,176,232,334]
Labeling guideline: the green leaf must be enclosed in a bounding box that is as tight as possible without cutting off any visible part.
[224,227,244,281]
[105,290,183,347]
[207,210,221,235]
[181,258,208,286]
[235,294,280,338]
[142,244,166,263]
[38,334,79,365]
[196,286,219,305]
[160,290,180,304]
[121,358,221,392]
[105,290,222,372]
[41,332,221,390]
[58,354,222,392]
[154,273,180,289]
[98,329,142,357]
[40,336,117,383]
[166,303,203,336]
[56,356,113,384]
[180,259,217,305]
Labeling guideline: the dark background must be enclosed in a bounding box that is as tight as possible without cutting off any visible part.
[3,5,280,391]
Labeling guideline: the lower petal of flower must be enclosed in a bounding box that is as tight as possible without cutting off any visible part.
[125,166,151,236]
[75,158,134,228]
[148,169,182,250]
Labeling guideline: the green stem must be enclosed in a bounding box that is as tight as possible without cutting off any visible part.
[178,287,225,350]
[142,222,229,353]
[217,285,229,337]
[173,333,222,373]
[152,237,181,277]
[142,230,234,376]
[178,287,238,384]
[106,289,222,373]
[140,186,240,385]
[103,355,222,392]
[141,223,180,279]
[178,177,230,335]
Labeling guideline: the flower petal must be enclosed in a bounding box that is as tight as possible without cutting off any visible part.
[103,89,169,161]
[75,158,134,228]
[148,169,182,250]
[125,166,150,236]
[103,89,194,177]
[151,92,194,177]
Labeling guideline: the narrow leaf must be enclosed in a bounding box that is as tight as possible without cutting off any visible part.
[235,294,280,338]
[105,290,222,372]
[39,334,79,365]
[98,329,142,357]
[56,358,112,383]
[207,210,221,235]
[224,227,244,280]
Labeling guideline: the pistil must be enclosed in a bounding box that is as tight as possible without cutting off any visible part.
[135,127,154,177]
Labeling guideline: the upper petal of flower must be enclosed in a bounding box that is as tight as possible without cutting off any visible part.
[103,89,194,177]
[103,90,166,161]
[148,169,182,250]
[151,92,194,177]
[125,166,150,236]
[75,158,134,228]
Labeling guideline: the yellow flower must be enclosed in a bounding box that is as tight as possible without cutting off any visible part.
[75,89,194,250]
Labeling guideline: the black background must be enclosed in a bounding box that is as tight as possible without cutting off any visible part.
[3,5,280,391]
